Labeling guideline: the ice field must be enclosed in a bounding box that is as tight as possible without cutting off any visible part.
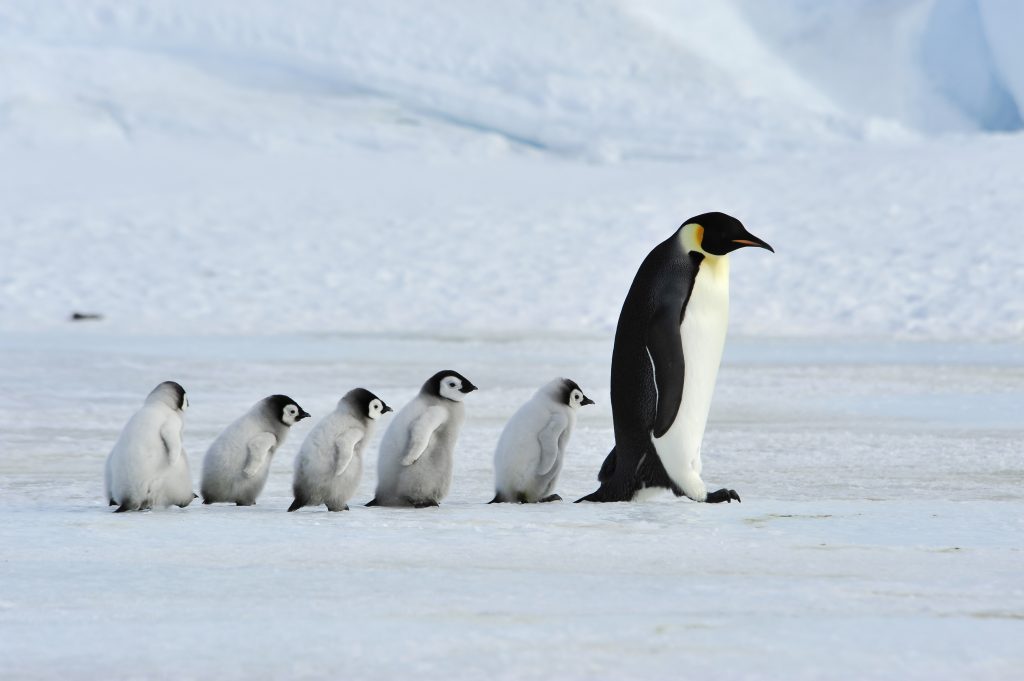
[1,333,1022,679]
[1,1,1023,679]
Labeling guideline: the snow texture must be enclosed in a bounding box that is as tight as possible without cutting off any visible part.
[0,1,1023,679]
[1,334,1022,680]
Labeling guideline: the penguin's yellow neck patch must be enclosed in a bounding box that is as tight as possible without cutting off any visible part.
[680,223,704,253]
[680,222,728,273]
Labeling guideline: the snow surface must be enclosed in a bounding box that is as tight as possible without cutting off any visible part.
[1,1,1023,679]
[1,333,1022,680]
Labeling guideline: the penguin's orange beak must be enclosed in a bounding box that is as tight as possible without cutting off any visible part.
[732,234,774,252]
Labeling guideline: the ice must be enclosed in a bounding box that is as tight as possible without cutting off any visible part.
[1,334,1022,679]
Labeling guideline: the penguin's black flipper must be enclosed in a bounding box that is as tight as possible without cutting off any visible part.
[706,489,741,503]
[646,306,686,439]
[597,447,617,481]
[365,498,380,507]
[108,498,117,506]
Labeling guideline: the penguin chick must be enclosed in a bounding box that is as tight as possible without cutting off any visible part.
[367,371,477,508]
[200,395,310,506]
[105,381,195,512]
[288,389,392,512]
[490,378,594,503]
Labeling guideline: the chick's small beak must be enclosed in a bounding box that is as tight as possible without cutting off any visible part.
[298,410,311,420]
[732,233,774,253]
[581,396,595,406]
[460,382,478,394]
[382,405,393,414]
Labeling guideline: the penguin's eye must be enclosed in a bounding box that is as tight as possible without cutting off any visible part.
[448,381,456,388]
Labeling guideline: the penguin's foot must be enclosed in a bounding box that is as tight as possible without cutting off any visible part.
[705,488,741,504]
[235,501,255,507]
[365,498,380,507]
[539,494,562,503]
[326,504,349,512]
[411,499,439,509]
[488,494,507,504]
[108,498,117,506]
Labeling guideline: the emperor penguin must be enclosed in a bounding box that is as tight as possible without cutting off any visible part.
[288,388,392,512]
[367,370,477,508]
[490,378,594,503]
[104,381,195,512]
[200,395,310,506]
[578,212,772,503]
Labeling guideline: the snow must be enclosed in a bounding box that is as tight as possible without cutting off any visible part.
[1,333,1022,679]
[1,1,1022,678]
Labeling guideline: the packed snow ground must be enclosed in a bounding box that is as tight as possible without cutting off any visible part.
[1,1,1023,679]
[0,334,1022,680]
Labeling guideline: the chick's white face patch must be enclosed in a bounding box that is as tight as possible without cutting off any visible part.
[439,377,466,402]
[282,404,299,425]
[569,388,584,409]
[368,398,384,419]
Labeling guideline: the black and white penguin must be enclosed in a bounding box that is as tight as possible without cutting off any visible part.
[578,212,772,503]
[200,395,310,506]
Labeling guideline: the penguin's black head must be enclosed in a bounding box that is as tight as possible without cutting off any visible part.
[682,212,773,256]
[147,381,188,411]
[344,387,393,420]
[265,394,311,426]
[559,378,595,409]
[424,370,478,402]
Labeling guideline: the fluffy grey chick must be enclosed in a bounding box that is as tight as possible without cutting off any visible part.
[289,388,392,512]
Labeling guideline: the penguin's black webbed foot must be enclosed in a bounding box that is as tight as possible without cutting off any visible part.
[411,499,439,508]
[540,494,562,503]
[705,488,741,504]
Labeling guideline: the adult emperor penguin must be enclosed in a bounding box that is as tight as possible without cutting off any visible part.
[366,370,477,508]
[288,388,392,512]
[578,212,772,503]
[105,381,195,512]
[490,378,594,503]
[200,394,310,506]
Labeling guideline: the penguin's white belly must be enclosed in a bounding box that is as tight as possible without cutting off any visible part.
[653,257,730,499]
